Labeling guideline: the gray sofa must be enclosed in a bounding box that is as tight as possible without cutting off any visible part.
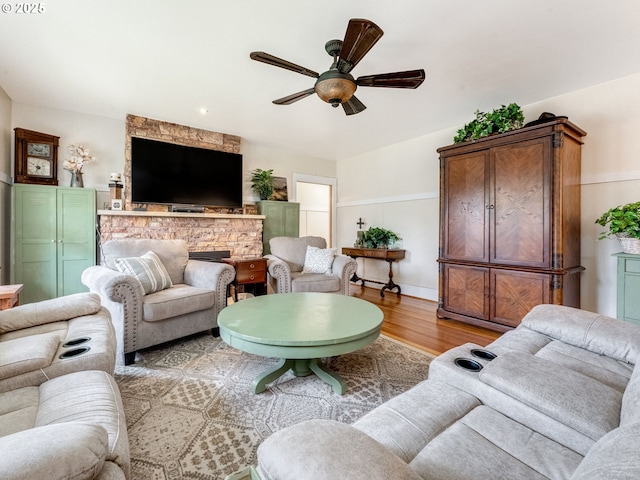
[82,239,235,365]
[249,304,640,479]
[0,294,130,479]
[0,292,116,393]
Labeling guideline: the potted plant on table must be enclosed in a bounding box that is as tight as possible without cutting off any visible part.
[358,227,401,249]
[595,201,640,254]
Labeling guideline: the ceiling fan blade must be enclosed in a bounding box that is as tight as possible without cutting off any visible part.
[337,19,384,74]
[250,52,319,79]
[356,69,426,89]
[273,88,316,105]
[342,95,367,115]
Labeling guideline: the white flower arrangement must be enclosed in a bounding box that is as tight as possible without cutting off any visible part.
[63,144,97,173]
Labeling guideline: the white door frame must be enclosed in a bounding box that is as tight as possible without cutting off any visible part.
[291,173,337,247]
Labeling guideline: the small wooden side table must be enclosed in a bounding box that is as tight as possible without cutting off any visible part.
[222,258,268,302]
[0,284,24,310]
[342,247,406,298]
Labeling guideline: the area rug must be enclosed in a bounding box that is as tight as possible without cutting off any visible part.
[114,333,435,480]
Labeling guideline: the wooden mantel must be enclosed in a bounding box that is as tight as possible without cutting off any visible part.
[97,210,265,258]
[97,210,264,220]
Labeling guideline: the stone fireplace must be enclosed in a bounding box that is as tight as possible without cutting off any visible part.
[97,116,263,258]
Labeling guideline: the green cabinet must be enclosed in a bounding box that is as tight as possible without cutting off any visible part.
[615,252,640,326]
[13,184,96,304]
[258,201,300,254]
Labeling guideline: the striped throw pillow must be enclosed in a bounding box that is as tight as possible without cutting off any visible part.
[115,250,173,294]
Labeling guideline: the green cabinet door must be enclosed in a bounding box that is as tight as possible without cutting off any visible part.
[258,201,300,254]
[56,188,96,297]
[14,185,57,303]
[615,253,640,326]
[14,185,96,304]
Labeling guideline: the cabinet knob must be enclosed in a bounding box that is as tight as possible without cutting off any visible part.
[250,275,255,280]
[249,263,255,269]
[486,205,495,209]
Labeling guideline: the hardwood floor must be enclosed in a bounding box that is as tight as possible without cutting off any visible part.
[349,286,502,356]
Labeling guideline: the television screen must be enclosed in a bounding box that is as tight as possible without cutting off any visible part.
[131,137,243,208]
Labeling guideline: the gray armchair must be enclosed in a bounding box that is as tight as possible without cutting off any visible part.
[265,236,357,295]
[82,239,235,365]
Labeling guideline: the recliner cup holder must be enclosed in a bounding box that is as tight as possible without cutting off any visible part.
[454,357,483,372]
[59,346,91,359]
[470,349,497,361]
[62,337,91,348]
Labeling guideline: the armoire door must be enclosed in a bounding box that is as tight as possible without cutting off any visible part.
[441,263,489,320]
[490,137,552,268]
[441,150,490,263]
[490,268,551,327]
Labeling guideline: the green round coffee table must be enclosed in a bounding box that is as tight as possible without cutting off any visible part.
[218,292,383,394]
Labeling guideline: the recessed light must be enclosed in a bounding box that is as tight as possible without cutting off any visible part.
[198,107,208,114]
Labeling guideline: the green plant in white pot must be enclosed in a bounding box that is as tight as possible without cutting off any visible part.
[595,201,640,254]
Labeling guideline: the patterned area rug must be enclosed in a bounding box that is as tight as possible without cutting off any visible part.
[114,333,434,480]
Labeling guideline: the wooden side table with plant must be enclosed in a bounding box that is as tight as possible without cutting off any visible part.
[345,226,404,297]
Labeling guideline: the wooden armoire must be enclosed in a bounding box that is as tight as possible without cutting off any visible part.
[437,118,586,331]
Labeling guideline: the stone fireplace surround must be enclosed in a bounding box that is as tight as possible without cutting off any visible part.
[97,115,264,258]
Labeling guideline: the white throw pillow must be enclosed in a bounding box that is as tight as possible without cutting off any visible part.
[115,250,173,294]
[302,246,337,274]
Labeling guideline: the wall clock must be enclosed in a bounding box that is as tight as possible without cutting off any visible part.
[14,128,59,185]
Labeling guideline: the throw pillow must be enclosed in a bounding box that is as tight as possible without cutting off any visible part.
[115,250,173,294]
[302,246,337,274]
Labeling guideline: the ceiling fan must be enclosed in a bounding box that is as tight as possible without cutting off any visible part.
[250,18,426,116]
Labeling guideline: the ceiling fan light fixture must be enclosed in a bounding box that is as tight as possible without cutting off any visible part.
[315,70,356,106]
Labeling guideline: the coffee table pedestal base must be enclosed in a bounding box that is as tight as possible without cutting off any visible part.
[252,358,347,395]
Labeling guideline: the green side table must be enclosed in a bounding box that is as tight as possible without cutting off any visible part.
[615,252,640,327]
[218,292,383,394]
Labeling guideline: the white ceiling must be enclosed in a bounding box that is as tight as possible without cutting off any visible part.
[1,0,640,161]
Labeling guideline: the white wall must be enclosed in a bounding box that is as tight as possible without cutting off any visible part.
[0,87,11,283]
[337,72,640,316]
[10,103,337,210]
[11,102,126,209]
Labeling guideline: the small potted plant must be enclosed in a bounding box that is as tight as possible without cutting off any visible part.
[358,227,401,249]
[250,168,275,200]
[595,201,640,254]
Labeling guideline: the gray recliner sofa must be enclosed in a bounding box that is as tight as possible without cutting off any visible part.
[82,239,235,365]
[246,304,640,479]
[0,292,116,393]
[0,294,130,479]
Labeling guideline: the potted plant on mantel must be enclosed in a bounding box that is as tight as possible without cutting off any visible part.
[595,201,640,254]
[357,227,401,249]
[250,168,275,200]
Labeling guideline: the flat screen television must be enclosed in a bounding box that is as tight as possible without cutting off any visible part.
[130,136,243,208]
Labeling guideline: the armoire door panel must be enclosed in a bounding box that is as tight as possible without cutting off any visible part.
[443,152,489,262]
[491,139,551,267]
[491,269,551,327]
[443,264,489,320]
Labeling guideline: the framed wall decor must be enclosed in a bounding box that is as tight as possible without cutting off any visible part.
[14,128,59,186]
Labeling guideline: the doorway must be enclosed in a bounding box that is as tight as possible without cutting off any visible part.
[292,174,337,247]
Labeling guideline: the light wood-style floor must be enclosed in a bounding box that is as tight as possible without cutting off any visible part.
[349,286,502,356]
